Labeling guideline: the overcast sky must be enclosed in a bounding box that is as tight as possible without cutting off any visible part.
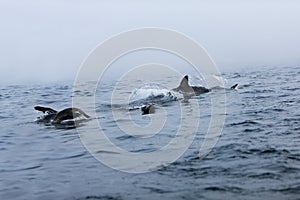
[0,0,299,84]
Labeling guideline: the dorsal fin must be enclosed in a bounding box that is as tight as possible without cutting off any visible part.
[230,83,238,90]
[179,75,190,89]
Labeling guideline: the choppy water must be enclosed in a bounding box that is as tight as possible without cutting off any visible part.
[0,66,299,200]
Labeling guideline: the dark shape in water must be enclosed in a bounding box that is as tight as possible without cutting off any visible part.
[34,106,57,114]
[172,75,210,95]
[173,75,238,95]
[34,106,90,124]
[141,105,155,115]
[231,83,238,90]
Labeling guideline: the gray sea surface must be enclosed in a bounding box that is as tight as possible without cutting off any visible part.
[0,66,299,200]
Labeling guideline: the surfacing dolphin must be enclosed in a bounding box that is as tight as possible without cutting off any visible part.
[141,104,155,115]
[34,106,90,125]
[172,75,210,95]
[230,83,238,90]
[172,75,238,96]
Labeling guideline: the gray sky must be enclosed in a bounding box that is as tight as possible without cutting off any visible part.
[0,0,299,84]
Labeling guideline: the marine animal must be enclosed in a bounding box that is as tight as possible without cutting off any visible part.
[141,105,155,115]
[34,106,90,124]
[230,83,238,90]
[172,75,238,96]
[172,75,210,95]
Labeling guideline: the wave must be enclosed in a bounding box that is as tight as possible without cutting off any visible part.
[129,84,180,106]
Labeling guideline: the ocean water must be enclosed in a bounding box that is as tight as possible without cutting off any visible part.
[0,66,299,200]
